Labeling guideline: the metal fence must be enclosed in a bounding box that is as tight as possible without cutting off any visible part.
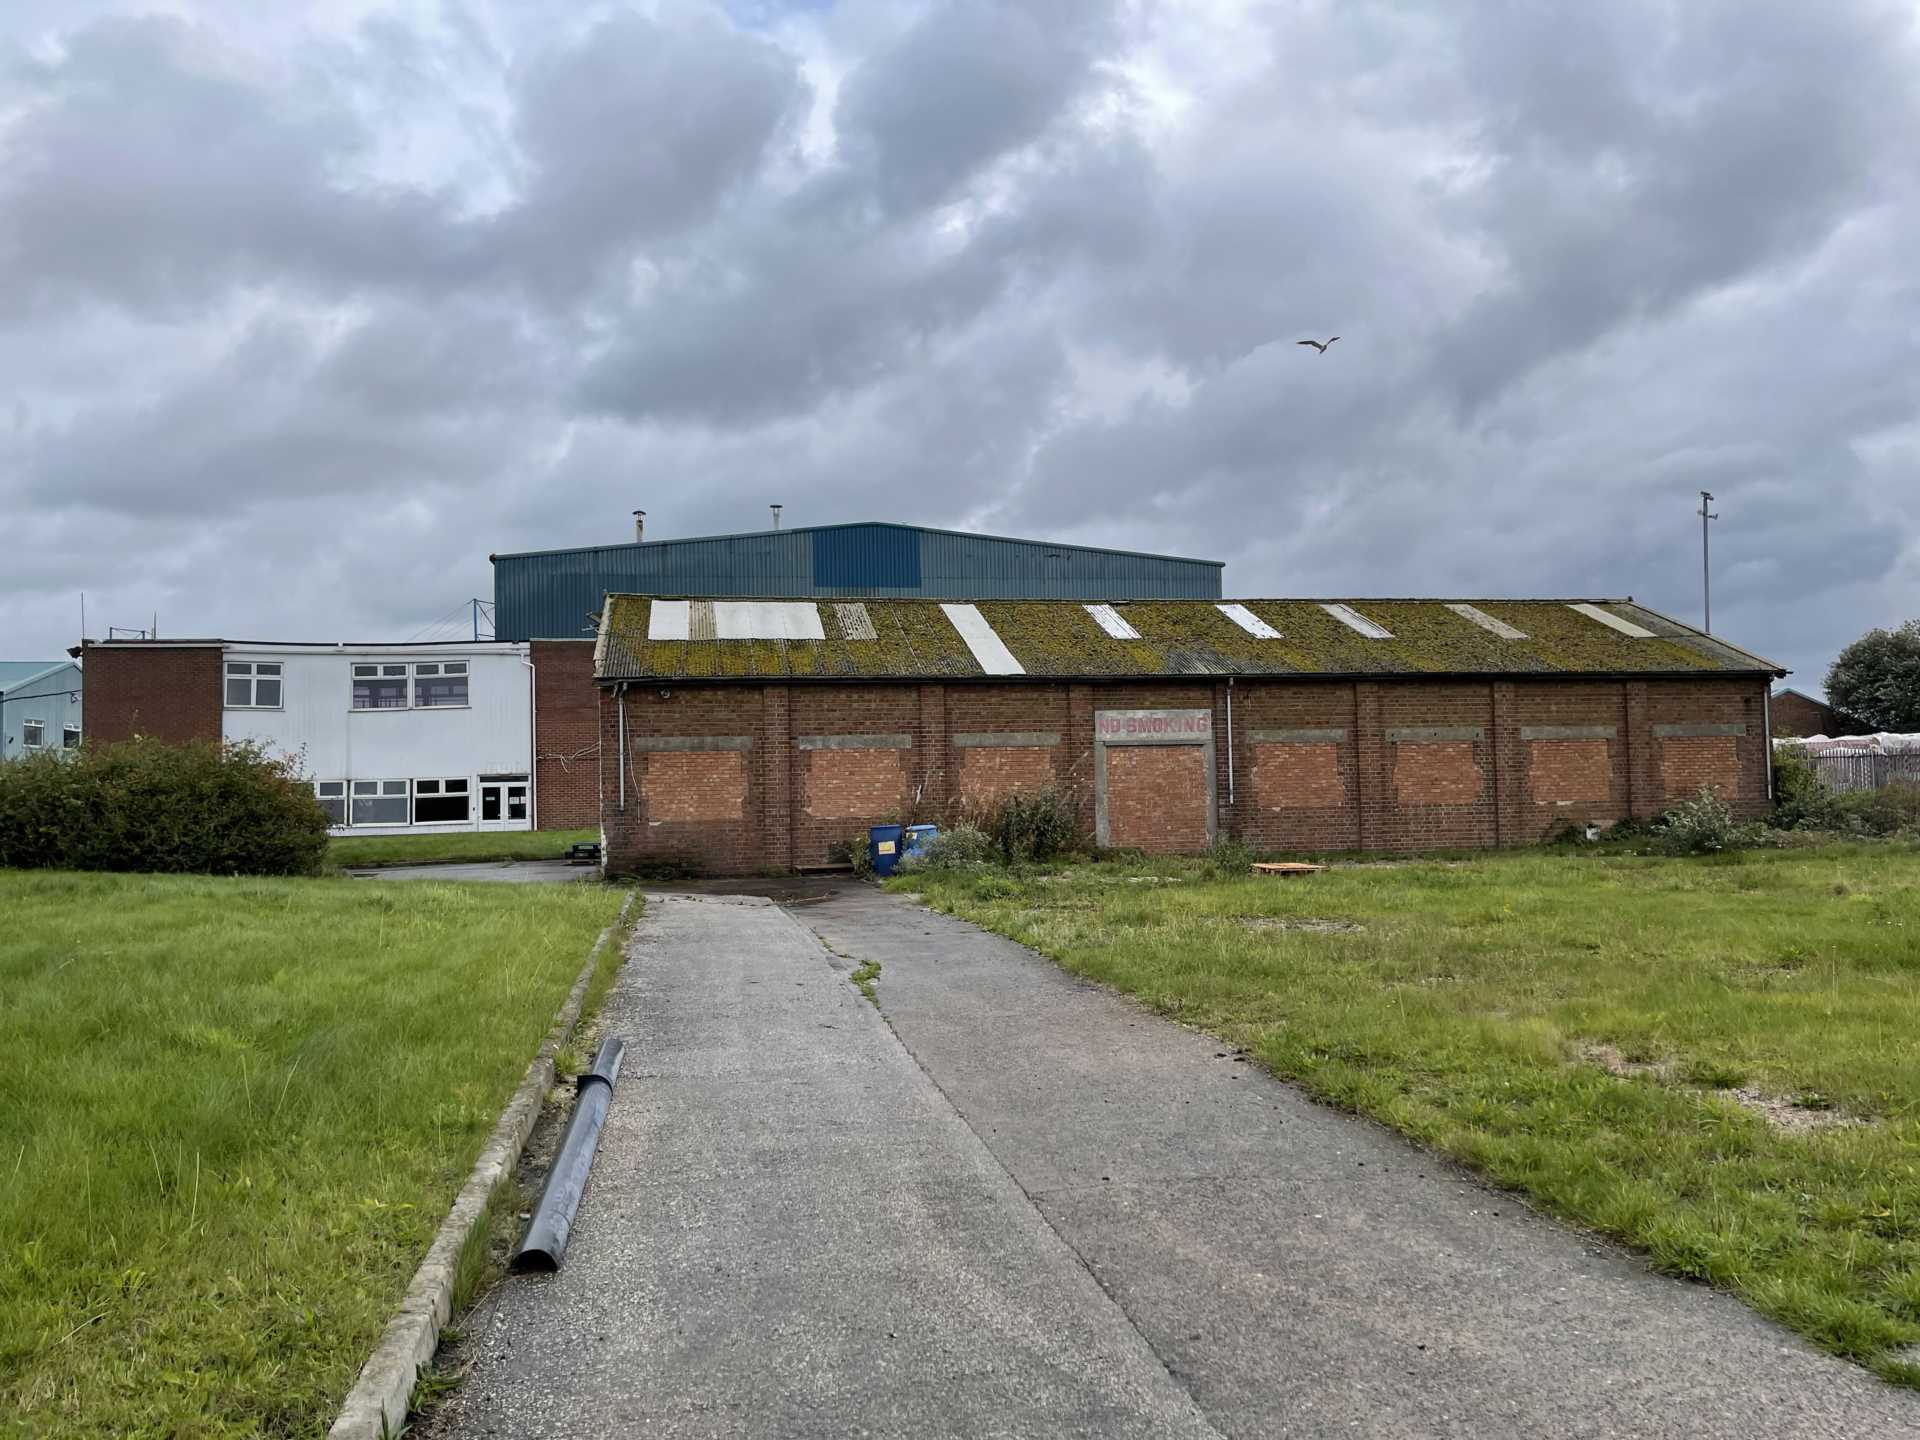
[1810,752,1920,794]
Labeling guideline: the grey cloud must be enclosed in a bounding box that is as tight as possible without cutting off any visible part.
[0,16,477,318]
[497,6,804,291]
[835,0,1116,214]
[3,0,1918,695]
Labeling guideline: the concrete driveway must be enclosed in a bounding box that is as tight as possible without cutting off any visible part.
[429,885,1916,1438]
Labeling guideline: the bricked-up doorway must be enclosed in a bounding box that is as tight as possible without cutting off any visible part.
[1093,709,1216,851]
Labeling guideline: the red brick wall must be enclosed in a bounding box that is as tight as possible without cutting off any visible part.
[1105,746,1210,852]
[599,673,1775,876]
[957,746,1055,806]
[644,751,745,821]
[531,641,599,829]
[803,748,907,819]
[1660,736,1743,799]
[82,644,222,745]
[1528,740,1611,804]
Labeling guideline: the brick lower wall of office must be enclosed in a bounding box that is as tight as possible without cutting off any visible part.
[81,644,223,745]
[600,674,1773,876]
[531,641,598,829]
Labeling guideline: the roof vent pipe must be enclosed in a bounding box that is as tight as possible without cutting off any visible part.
[632,509,645,543]
[770,504,783,530]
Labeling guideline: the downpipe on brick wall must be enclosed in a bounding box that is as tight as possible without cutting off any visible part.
[1226,677,1235,807]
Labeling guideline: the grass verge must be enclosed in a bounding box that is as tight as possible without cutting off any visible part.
[898,843,1920,1385]
[0,869,625,1436]
[327,828,597,869]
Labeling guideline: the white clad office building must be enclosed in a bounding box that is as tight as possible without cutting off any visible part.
[216,642,536,833]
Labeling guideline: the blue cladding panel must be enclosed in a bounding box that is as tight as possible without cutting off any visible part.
[814,526,920,588]
[492,522,1222,639]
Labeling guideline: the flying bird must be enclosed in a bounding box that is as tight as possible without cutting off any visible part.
[1296,336,1339,353]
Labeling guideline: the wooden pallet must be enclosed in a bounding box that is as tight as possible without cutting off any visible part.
[1251,862,1325,877]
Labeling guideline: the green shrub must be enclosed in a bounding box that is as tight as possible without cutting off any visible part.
[1771,746,1834,830]
[1207,833,1253,877]
[982,788,1082,864]
[1771,747,1920,838]
[1652,787,1762,856]
[899,823,994,873]
[0,739,330,876]
[1825,781,1920,838]
[848,832,877,879]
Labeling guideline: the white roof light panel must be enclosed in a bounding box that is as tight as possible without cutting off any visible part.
[1320,603,1394,639]
[712,601,826,641]
[1217,603,1282,639]
[942,603,1025,675]
[647,599,691,640]
[1085,604,1141,640]
[1446,603,1528,640]
[1567,603,1657,639]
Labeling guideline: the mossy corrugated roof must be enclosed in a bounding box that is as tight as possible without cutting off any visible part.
[595,596,1783,683]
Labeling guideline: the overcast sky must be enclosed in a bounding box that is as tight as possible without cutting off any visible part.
[4,1,1917,687]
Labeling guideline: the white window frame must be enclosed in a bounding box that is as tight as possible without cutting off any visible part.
[20,718,45,749]
[62,725,81,750]
[225,661,283,709]
[349,779,412,826]
[315,781,347,826]
[412,661,470,709]
[411,776,472,824]
[351,662,412,712]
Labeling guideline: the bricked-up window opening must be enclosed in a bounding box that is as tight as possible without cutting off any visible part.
[315,781,346,825]
[412,777,471,823]
[63,725,80,749]
[225,661,282,708]
[21,719,44,748]
[352,663,409,710]
[351,779,409,824]
[413,661,469,708]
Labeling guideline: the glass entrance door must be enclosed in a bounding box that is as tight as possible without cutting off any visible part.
[478,776,530,831]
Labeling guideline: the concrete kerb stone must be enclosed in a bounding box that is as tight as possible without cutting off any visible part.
[326,888,639,1440]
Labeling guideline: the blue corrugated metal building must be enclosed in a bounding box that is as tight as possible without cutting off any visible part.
[0,660,83,760]
[490,521,1223,641]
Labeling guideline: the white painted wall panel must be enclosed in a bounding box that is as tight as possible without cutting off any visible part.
[221,647,532,783]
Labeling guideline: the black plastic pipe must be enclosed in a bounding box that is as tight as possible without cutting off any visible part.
[511,1037,626,1273]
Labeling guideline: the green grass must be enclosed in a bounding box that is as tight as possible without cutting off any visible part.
[326,828,597,869]
[0,870,627,1437]
[897,844,1920,1383]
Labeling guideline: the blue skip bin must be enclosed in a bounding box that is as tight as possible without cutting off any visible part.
[903,824,939,863]
[868,824,905,877]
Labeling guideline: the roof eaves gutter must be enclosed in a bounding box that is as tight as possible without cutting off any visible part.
[590,667,1784,688]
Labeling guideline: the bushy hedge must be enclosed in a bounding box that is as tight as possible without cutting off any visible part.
[0,739,331,876]
[1772,748,1920,838]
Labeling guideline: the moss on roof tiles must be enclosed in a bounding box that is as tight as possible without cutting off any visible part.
[595,594,1773,683]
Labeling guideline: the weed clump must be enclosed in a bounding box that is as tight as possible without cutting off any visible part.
[1652,788,1763,856]
[898,823,994,874]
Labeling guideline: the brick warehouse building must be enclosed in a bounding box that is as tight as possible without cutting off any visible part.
[79,522,1225,833]
[591,595,1784,875]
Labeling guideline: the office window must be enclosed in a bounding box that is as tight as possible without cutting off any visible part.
[413,777,471,823]
[21,719,44,748]
[225,661,282,708]
[352,663,410,710]
[350,779,410,824]
[63,725,81,749]
[315,781,346,825]
[414,661,469,708]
